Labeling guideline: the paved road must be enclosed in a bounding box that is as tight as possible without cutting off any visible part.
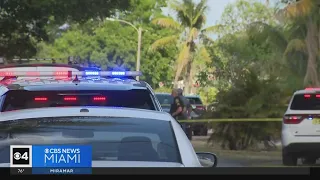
[217,158,245,167]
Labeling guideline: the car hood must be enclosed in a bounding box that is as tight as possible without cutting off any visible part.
[0,161,185,167]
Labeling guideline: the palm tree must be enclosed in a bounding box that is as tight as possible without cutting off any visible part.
[151,0,217,93]
[250,0,319,86]
[280,0,320,86]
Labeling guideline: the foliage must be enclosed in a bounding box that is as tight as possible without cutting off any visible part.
[154,87,172,93]
[202,0,291,150]
[0,0,130,58]
[151,0,217,94]
[35,0,176,86]
[197,87,218,105]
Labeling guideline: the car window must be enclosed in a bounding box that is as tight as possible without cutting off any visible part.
[186,97,202,105]
[1,90,156,111]
[156,94,173,105]
[0,116,181,163]
[290,94,320,110]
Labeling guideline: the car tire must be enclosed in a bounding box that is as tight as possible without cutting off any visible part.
[301,157,317,165]
[282,150,297,166]
[200,127,208,136]
[193,130,200,136]
[187,132,193,140]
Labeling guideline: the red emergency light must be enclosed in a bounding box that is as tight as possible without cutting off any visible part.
[93,96,106,101]
[34,97,48,101]
[64,96,77,101]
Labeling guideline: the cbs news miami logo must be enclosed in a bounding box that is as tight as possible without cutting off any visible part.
[10,145,92,168]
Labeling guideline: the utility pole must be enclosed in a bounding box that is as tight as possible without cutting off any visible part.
[136,27,142,81]
[105,18,145,81]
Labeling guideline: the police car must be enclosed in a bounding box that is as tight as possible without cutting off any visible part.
[0,107,218,167]
[0,70,162,112]
[282,88,320,166]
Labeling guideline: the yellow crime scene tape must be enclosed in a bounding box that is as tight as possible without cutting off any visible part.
[178,118,282,123]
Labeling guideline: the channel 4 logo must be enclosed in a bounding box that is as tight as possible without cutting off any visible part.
[10,145,33,167]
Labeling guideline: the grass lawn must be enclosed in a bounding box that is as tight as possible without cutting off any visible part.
[191,136,283,167]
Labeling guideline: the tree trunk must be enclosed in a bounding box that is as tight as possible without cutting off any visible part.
[304,16,320,87]
[184,60,192,95]
[173,45,190,88]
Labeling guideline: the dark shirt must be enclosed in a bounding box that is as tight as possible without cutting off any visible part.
[170,96,185,120]
[180,95,191,109]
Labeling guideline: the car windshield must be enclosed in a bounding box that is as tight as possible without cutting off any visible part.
[186,97,202,105]
[1,90,155,112]
[155,94,173,105]
[0,116,181,164]
[290,94,320,110]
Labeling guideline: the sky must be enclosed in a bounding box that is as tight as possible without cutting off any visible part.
[204,0,237,28]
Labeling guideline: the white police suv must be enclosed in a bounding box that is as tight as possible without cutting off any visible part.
[282,88,320,166]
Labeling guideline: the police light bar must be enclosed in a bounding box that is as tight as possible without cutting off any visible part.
[0,71,142,77]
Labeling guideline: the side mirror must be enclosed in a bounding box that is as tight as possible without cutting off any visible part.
[196,152,218,167]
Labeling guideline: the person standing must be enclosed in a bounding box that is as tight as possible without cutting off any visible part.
[177,88,192,119]
[169,88,184,119]
[170,88,192,140]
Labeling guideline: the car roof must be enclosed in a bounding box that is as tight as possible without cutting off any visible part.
[0,107,173,122]
[0,77,147,91]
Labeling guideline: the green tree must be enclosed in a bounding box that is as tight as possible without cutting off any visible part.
[281,0,320,86]
[253,0,320,86]
[151,0,216,94]
[35,0,177,87]
[0,0,130,59]
[203,0,286,150]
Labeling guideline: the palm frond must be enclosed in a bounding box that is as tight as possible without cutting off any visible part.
[198,46,211,63]
[174,0,193,27]
[151,18,181,30]
[192,0,208,26]
[170,0,185,13]
[175,44,191,81]
[199,34,215,46]
[150,35,179,51]
[202,24,224,34]
[284,38,307,55]
[284,0,314,18]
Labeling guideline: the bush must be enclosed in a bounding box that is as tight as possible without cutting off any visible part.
[207,70,286,150]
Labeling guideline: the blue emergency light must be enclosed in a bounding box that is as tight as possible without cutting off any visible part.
[84,71,100,76]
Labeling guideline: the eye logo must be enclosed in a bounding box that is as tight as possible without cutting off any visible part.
[10,145,32,167]
[13,152,29,160]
